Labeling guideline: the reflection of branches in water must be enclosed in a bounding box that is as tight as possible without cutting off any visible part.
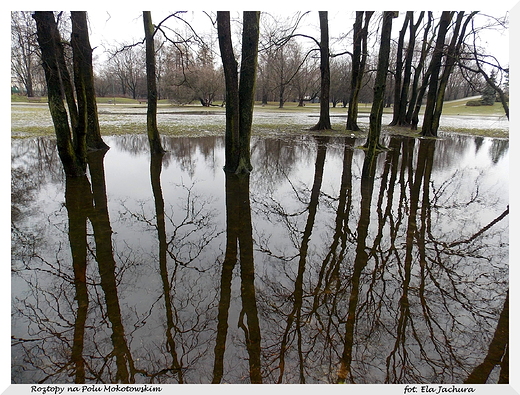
[114,171,223,383]
[12,134,508,384]
[254,134,507,384]
[120,181,222,271]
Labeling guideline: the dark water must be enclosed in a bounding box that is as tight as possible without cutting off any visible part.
[11,133,509,384]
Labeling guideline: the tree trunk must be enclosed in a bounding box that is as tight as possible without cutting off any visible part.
[389,12,410,126]
[429,12,477,134]
[218,11,241,172]
[346,12,373,131]
[310,11,331,130]
[422,12,477,136]
[218,11,260,174]
[33,11,84,177]
[421,11,453,137]
[71,12,108,151]
[396,12,423,126]
[363,11,396,176]
[70,12,88,166]
[238,11,261,173]
[407,12,433,126]
[143,11,165,154]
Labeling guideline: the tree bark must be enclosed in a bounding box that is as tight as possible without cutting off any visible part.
[143,11,165,154]
[310,11,331,130]
[71,12,108,151]
[421,11,453,137]
[218,11,260,174]
[363,11,396,176]
[33,11,84,177]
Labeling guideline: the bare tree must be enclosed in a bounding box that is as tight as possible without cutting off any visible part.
[362,12,396,175]
[346,11,374,131]
[11,11,42,97]
[217,11,261,174]
[310,11,332,131]
[422,11,478,137]
[143,11,165,154]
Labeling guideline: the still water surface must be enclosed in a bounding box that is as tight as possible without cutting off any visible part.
[11,133,509,384]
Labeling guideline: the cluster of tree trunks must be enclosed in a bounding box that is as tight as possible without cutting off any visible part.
[362,11,396,176]
[33,11,108,177]
[421,11,478,136]
[385,11,481,136]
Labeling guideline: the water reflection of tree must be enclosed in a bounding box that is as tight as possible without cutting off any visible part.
[253,134,507,383]
[88,151,137,383]
[117,154,222,383]
[212,172,262,383]
[12,150,137,383]
[465,292,508,384]
[12,135,508,384]
[149,153,184,382]
[489,139,508,164]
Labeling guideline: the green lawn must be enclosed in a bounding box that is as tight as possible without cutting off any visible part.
[440,98,507,116]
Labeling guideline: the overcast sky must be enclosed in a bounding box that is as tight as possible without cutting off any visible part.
[85,9,510,72]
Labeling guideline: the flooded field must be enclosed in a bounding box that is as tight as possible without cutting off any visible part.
[11,131,508,384]
[10,103,510,137]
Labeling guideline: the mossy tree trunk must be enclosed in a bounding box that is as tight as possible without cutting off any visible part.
[310,11,331,131]
[33,11,84,177]
[143,11,165,154]
[34,11,108,176]
[217,11,260,174]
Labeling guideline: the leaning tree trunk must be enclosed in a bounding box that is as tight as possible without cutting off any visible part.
[421,11,453,137]
[71,12,108,151]
[143,11,165,154]
[363,11,396,176]
[33,11,84,177]
[429,12,477,134]
[407,12,433,127]
[310,11,331,131]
